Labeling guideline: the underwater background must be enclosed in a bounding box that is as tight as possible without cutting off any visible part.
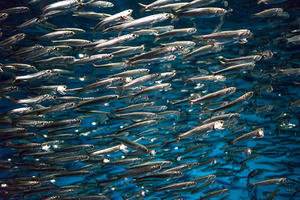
[0,0,300,199]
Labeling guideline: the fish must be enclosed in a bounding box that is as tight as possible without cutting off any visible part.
[249,178,288,186]
[193,29,252,44]
[184,43,223,59]
[93,9,133,35]
[212,62,256,75]
[229,128,264,145]
[190,87,236,105]
[154,28,197,42]
[251,8,289,19]
[176,0,220,11]
[208,91,254,113]
[138,0,177,12]
[103,13,172,33]
[172,7,229,21]
[198,188,229,200]
[178,120,224,140]
[156,181,197,191]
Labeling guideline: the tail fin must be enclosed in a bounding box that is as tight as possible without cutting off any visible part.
[116,86,124,96]
[219,60,227,65]
[170,10,178,23]
[138,3,147,13]
[5,95,17,104]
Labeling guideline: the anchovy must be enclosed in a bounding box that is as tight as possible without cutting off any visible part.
[72,11,111,20]
[114,137,150,154]
[251,8,289,18]
[72,54,113,65]
[191,87,236,105]
[212,62,255,75]
[250,178,288,186]
[154,28,197,42]
[51,39,91,46]
[103,13,171,33]
[202,113,240,124]
[112,45,145,58]
[15,69,56,82]
[42,0,81,14]
[187,75,226,82]
[173,7,229,21]
[0,33,26,47]
[129,55,176,67]
[229,128,264,144]
[128,45,184,62]
[0,6,29,14]
[91,34,138,52]
[209,92,254,113]
[93,9,133,34]
[134,171,182,181]
[178,120,224,140]
[176,0,219,11]
[198,188,229,200]
[184,44,222,59]
[156,181,197,191]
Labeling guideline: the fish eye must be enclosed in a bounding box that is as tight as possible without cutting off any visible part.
[46,70,52,73]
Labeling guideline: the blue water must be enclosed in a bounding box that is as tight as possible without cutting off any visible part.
[0,0,300,199]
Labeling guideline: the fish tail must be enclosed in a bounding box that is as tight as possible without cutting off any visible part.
[106,112,115,120]
[170,10,178,23]
[138,3,147,13]
[219,60,226,65]
[116,86,124,96]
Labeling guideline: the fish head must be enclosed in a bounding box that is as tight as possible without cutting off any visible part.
[105,2,114,7]
[245,148,252,155]
[164,13,172,20]
[256,128,264,138]
[131,33,139,39]
[127,9,133,15]
[56,85,67,95]
[216,8,227,16]
[16,33,26,39]
[280,178,288,183]
[254,55,263,61]
[227,87,236,94]
[215,75,226,82]
[107,54,114,59]
[244,91,254,100]
[67,31,75,37]
[168,55,176,61]
[213,120,224,130]
[188,28,197,33]
[240,29,253,39]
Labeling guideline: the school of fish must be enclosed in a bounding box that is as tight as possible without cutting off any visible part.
[0,0,299,199]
